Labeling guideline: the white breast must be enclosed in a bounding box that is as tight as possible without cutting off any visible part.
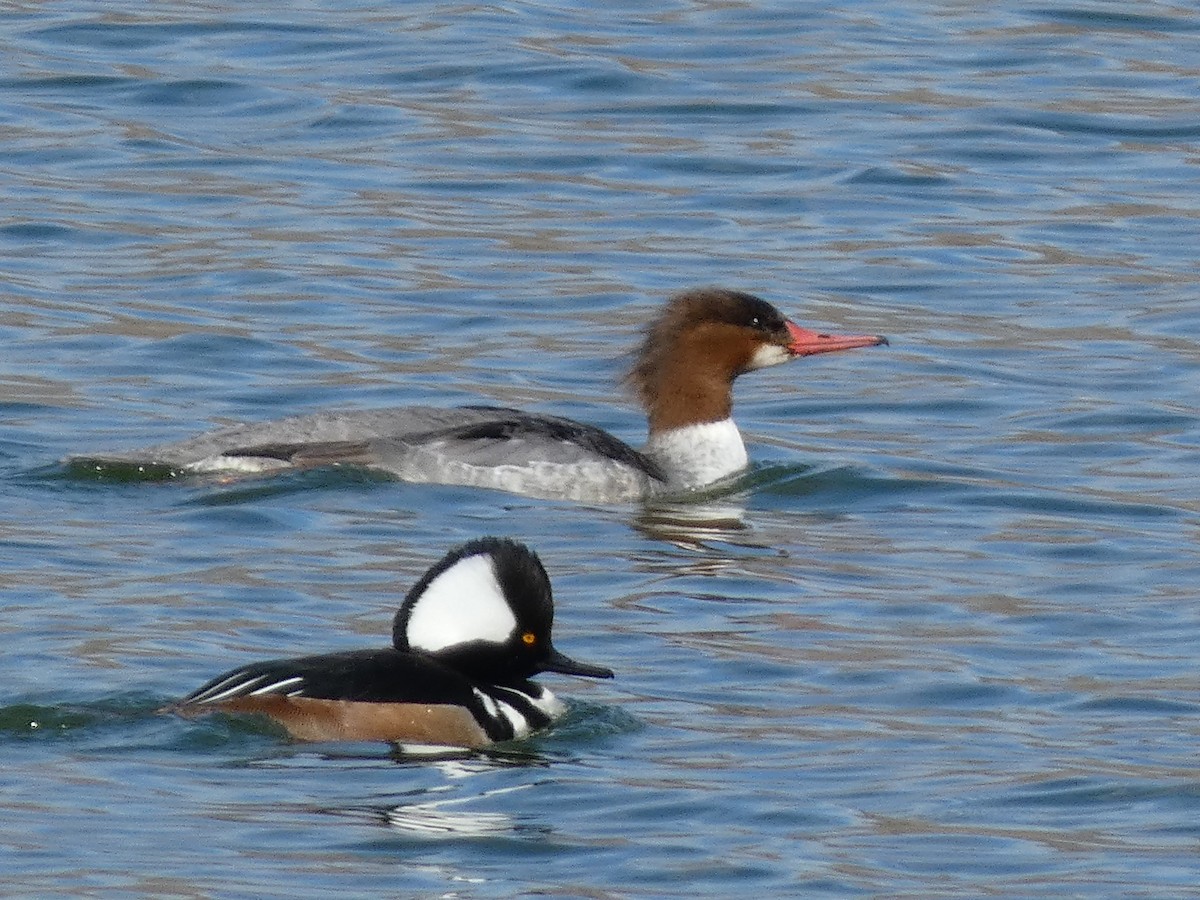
[645,418,748,490]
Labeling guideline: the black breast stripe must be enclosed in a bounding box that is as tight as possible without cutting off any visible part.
[180,651,563,745]
[478,683,555,738]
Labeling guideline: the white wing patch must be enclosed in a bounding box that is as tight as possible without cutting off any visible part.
[186,454,291,474]
[405,553,517,653]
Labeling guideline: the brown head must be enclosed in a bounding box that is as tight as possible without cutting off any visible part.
[625,288,887,434]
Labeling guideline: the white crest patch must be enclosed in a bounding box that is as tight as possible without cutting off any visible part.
[405,553,517,652]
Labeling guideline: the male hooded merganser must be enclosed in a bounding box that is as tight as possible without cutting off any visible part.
[169,538,613,746]
[73,288,887,502]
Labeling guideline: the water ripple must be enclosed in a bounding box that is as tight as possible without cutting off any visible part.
[2,1,1198,896]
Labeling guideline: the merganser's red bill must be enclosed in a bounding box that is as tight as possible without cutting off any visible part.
[786,321,889,357]
[69,288,890,503]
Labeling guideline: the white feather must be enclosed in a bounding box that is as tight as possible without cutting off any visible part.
[492,699,528,737]
[645,418,748,489]
[501,684,565,721]
[746,342,792,370]
[186,454,290,474]
[405,553,516,652]
[249,676,304,696]
[474,686,565,739]
[196,673,269,703]
[473,689,500,720]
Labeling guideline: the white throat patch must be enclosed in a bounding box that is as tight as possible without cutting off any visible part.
[746,342,792,371]
[405,554,517,652]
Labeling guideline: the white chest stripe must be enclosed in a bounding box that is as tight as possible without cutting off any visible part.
[472,688,536,738]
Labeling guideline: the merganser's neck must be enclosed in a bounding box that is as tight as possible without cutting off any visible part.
[626,291,764,489]
[624,286,887,493]
[628,316,739,434]
[633,338,749,489]
[644,418,748,490]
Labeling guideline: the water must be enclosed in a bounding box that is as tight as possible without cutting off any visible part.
[2,1,1198,895]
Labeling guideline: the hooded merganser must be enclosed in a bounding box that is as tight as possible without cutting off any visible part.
[73,288,887,502]
[169,538,613,746]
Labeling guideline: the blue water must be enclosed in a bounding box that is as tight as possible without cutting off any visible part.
[3,1,1199,895]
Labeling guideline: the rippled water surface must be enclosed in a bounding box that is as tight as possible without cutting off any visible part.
[2,1,1198,896]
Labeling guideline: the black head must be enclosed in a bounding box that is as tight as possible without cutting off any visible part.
[394,538,613,683]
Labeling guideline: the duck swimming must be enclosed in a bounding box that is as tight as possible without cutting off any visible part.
[169,537,613,746]
[73,288,887,502]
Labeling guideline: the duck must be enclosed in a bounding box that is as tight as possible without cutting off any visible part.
[168,537,613,746]
[73,288,887,502]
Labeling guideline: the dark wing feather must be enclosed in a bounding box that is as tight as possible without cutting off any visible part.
[218,406,665,483]
[179,649,481,707]
[453,406,665,481]
[220,440,376,468]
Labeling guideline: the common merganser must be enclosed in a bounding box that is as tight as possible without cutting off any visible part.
[72,288,887,502]
[168,537,613,746]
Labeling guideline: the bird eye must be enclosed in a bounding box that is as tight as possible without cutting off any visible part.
[751,317,761,328]
[521,632,536,646]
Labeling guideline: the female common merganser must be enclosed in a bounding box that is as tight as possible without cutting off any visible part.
[168,537,613,746]
[73,288,886,502]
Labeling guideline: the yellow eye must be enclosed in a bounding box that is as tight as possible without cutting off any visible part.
[521,632,537,646]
